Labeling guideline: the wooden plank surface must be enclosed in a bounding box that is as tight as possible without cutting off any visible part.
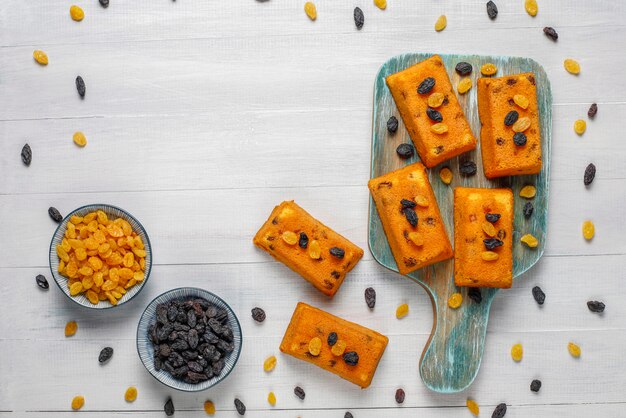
[1,0,625,416]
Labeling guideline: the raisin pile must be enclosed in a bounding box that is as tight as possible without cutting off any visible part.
[148,297,235,384]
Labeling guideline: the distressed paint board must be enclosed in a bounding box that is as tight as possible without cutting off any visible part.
[369,53,552,393]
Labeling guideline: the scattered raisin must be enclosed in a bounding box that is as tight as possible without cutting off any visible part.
[36,274,49,290]
[304,2,317,20]
[467,399,480,415]
[343,351,359,366]
[124,386,137,402]
[523,202,534,218]
[396,303,409,319]
[455,62,473,76]
[525,0,538,16]
[511,343,523,362]
[483,238,503,250]
[65,321,78,337]
[521,233,539,248]
[396,143,414,159]
[439,167,453,184]
[530,379,542,392]
[417,77,435,94]
[564,58,580,75]
[587,300,605,313]
[583,163,596,186]
[588,103,598,119]
[365,287,376,309]
[486,1,498,19]
[395,388,405,403]
[99,347,114,363]
[426,108,443,122]
[21,143,32,166]
[434,14,447,31]
[345,413,354,418]
[267,392,276,406]
[568,342,581,358]
[401,199,416,209]
[492,403,507,418]
[263,355,277,372]
[513,132,527,146]
[468,287,482,304]
[48,206,63,223]
[294,386,306,400]
[75,76,86,98]
[353,7,364,29]
[234,398,246,415]
[519,185,536,199]
[574,119,586,135]
[532,286,545,305]
[99,0,109,7]
[164,398,175,416]
[543,26,558,41]
[403,207,418,227]
[460,161,477,176]
[387,116,399,133]
[485,213,500,223]
[330,247,345,259]
[504,110,519,126]
[204,400,216,414]
[327,331,338,346]
[448,293,463,309]
[252,307,266,322]
[582,220,595,240]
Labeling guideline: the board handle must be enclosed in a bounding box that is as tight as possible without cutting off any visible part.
[418,286,497,393]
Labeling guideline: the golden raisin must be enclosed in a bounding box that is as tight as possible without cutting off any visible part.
[86,290,99,304]
[268,391,277,406]
[481,251,499,261]
[282,231,298,245]
[374,0,386,10]
[482,222,496,237]
[520,233,539,248]
[564,59,580,75]
[33,50,48,65]
[430,123,448,134]
[513,94,529,109]
[457,78,472,94]
[427,92,445,108]
[71,395,84,410]
[480,63,497,76]
[415,195,429,207]
[511,343,523,361]
[466,399,480,416]
[396,303,409,318]
[582,220,595,240]
[124,386,137,402]
[568,342,581,358]
[263,355,277,372]
[434,15,447,32]
[308,240,321,259]
[519,185,536,199]
[308,337,322,356]
[73,131,87,147]
[70,5,84,21]
[304,2,317,20]
[574,119,586,135]
[65,321,78,337]
[70,282,83,296]
[331,339,347,356]
[439,167,453,185]
[512,116,531,132]
[448,293,463,309]
[204,400,216,415]
[408,232,424,247]
[525,0,538,16]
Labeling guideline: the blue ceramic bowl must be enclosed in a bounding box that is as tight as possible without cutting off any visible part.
[136,287,243,392]
[49,204,153,309]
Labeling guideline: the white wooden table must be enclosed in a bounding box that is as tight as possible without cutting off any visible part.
[1,1,625,417]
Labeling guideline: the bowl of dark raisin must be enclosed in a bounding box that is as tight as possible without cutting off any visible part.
[136,287,242,392]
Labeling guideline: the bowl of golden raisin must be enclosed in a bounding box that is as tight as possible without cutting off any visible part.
[49,204,152,309]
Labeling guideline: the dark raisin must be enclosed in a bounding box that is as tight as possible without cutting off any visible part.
[532,286,545,305]
[343,351,359,366]
[417,77,435,94]
[345,413,354,418]
[459,161,477,176]
[396,143,414,159]
[75,76,86,98]
[530,379,542,392]
[330,247,345,259]
[492,403,507,418]
[504,110,519,126]
[513,132,527,146]
[583,163,596,186]
[468,287,482,304]
[587,300,605,313]
[99,0,109,7]
[486,1,498,19]
[98,347,113,363]
[587,103,598,119]
[455,62,472,76]
[523,202,534,218]
[327,332,338,346]
[164,398,175,416]
[403,207,418,227]
[35,274,49,290]
[426,108,443,122]
[387,116,399,134]
[395,388,405,403]
[401,199,417,209]
[234,398,246,415]
[543,26,558,41]
[485,213,500,223]
[353,7,364,29]
[48,207,63,223]
[251,307,266,322]
[21,143,32,166]
[364,287,376,309]
[483,238,503,250]
[294,386,306,400]
[298,232,308,248]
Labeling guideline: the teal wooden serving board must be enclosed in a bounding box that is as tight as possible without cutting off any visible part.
[369,53,552,393]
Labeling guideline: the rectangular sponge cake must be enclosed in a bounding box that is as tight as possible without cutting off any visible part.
[477,72,542,178]
[253,201,363,297]
[280,302,389,388]
[385,54,477,168]
[368,162,453,275]
[454,187,513,288]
